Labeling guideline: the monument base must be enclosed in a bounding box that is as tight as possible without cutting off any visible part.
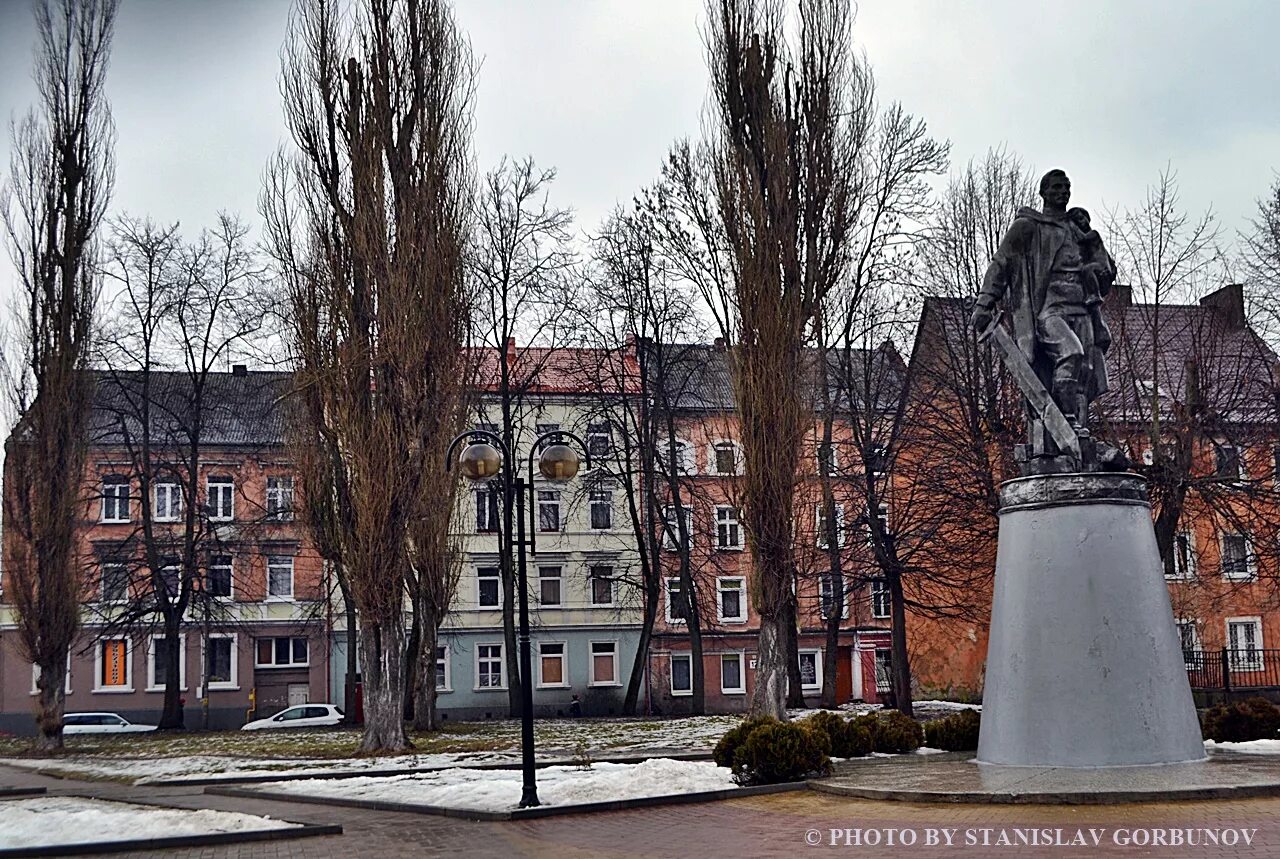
[976,472,1206,768]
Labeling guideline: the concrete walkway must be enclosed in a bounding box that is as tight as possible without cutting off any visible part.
[6,762,1280,857]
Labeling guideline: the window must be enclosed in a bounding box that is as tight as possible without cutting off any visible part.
[1227,618,1263,671]
[817,441,838,476]
[147,634,186,691]
[101,562,129,603]
[539,642,567,687]
[820,573,850,620]
[670,653,692,695]
[663,438,695,475]
[1214,444,1242,479]
[475,487,499,533]
[157,563,181,600]
[720,653,745,694]
[662,506,692,552]
[265,476,294,521]
[477,566,501,608]
[1175,620,1200,669]
[1171,532,1197,579]
[870,578,890,619]
[101,477,130,523]
[538,565,562,607]
[535,422,561,447]
[207,555,233,598]
[1221,533,1254,580]
[665,577,690,623]
[589,564,614,606]
[96,638,131,691]
[717,577,746,622]
[712,441,740,476]
[590,641,618,686]
[30,653,72,695]
[587,422,613,457]
[537,490,561,532]
[798,649,822,691]
[874,648,893,694]
[815,503,845,548]
[207,476,234,521]
[267,555,295,599]
[204,634,236,689]
[154,482,182,521]
[476,643,505,689]
[589,482,613,530]
[255,637,308,668]
[868,443,888,477]
[715,506,743,550]
[435,645,450,691]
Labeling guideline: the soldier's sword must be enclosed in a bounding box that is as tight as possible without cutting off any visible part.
[977,312,1081,459]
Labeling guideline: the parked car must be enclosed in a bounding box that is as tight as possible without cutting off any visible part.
[241,703,344,731]
[63,712,157,734]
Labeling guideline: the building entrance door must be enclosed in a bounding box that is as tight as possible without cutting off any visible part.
[288,684,309,706]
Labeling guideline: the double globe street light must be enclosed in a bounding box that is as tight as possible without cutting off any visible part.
[446,427,590,808]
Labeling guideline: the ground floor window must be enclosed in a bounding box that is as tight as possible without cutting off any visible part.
[539,642,567,687]
[720,652,745,694]
[874,648,892,694]
[1227,617,1263,671]
[255,637,308,668]
[476,643,505,689]
[590,641,618,686]
[670,652,692,695]
[798,649,822,691]
[148,634,186,690]
[205,635,237,689]
[435,645,450,691]
[96,638,131,691]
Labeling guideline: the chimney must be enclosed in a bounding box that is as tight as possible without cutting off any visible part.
[1109,284,1133,308]
[232,364,248,377]
[1199,283,1246,329]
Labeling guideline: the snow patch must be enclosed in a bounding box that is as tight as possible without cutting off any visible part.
[1205,739,1280,754]
[0,797,298,849]
[263,757,737,812]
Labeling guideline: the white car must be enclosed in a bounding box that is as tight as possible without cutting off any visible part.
[63,712,157,734]
[241,703,344,731]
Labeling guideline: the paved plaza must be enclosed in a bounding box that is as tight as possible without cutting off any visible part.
[5,762,1280,858]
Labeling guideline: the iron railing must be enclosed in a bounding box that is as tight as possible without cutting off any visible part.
[1184,649,1280,692]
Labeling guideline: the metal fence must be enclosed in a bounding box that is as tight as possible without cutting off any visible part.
[1184,649,1280,692]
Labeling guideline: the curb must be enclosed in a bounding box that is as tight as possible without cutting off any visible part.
[0,787,46,798]
[809,780,1280,806]
[206,779,806,821]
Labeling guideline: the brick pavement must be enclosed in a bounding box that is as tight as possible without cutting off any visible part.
[4,763,1280,858]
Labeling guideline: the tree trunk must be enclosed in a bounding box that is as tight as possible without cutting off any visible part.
[32,652,69,753]
[157,626,184,730]
[357,622,411,753]
[887,566,913,717]
[821,574,843,708]
[623,584,659,715]
[783,595,805,708]
[679,562,705,715]
[402,610,422,722]
[413,613,441,731]
[342,582,359,725]
[751,617,788,719]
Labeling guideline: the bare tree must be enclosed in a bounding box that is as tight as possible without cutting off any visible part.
[1,0,117,752]
[264,0,475,752]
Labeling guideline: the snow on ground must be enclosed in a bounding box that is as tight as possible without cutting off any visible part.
[1205,739,1280,754]
[914,700,981,711]
[0,797,298,849]
[263,758,738,812]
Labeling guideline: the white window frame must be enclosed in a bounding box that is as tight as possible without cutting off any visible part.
[588,640,620,687]
[475,487,499,533]
[815,503,845,549]
[265,475,295,521]
[537,640,569,689]
[266,555,296,600]
[100,561,129,604]
[669,652,693,696]
[820,573,852,620]
[798,648,823,691]
[715,506,743,551]
[476,565,501,609]
[202,633,239,691]
[664,438,696,475]
[1170,531,1198,580]
[1175,619,1200,669]
[1227,617,1264,671]
[93,637,134,693]
[869,577,890,619]
[101,478,130,523]
[474,642,506,691]
[587,422,613,458]
[589,564,615,606]
[207,554,234,600]
[1214,442,1243,479]
[716,576,747,623]
[710,439,742,476]
[254,636,309,668]
[537,564,563,607]
[537,489,563,533]
[588,482,614,531]
[207,476,235,522]
[154,481,182,522]
[719,651,746,695]
[662,505,693,552]
[867,443,889,477]
[146,633,187,692]
[435,644,452,692]
[665,577,689,624]
[1220,532,1255,581]
[30,653,73,695]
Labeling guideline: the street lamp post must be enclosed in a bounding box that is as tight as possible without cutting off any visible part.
[447,427,589,808]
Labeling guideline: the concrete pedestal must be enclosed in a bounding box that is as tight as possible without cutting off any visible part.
[976,472,1206,768]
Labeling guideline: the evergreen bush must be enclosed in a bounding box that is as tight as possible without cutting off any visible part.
[923,708,981,751]
[1202,697,1280,743]
[730,721,831,785]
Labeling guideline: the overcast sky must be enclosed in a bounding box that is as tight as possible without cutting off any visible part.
[2,0,1279,304]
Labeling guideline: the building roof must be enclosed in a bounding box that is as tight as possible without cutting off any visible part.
[472,341,642,396]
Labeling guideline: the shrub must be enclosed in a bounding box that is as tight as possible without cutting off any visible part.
[1202,697,1280,743]
[864,709,924,753]
[923,708,982,751]
[731,721,831,785]
[713,714,778,768]
[799,711,873,758]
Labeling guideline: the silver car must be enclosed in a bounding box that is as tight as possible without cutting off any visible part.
[63,712,157,734]
[241,703,344,731]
